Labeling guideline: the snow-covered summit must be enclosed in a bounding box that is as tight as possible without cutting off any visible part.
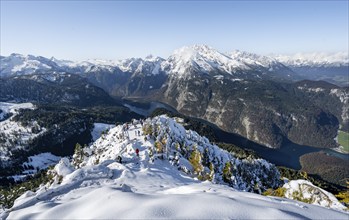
[2,115,348,219]
[0,53,60,77]
[163,45,249,77]
[274,52,349,67]
[115,56,164,75]
[230,50,285,70]
[162,45,294,79]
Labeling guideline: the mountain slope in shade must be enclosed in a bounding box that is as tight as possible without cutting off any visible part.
[1,116,348,219]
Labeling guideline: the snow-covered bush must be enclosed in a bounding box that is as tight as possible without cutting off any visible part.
[142,115,282,192]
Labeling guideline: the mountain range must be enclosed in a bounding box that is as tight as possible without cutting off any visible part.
[1,45,348,150]
[1,46,349,218]
[1,46,348,84]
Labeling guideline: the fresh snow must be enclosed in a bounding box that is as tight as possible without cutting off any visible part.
[1,116,348,219]
[283,180,347,211]
[0,102,46,162]
[22,153,61,175]
[91,123,115,141]
[0,102,34,120]
[11,153,61,181]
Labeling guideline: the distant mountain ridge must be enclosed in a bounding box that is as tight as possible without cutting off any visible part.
[273,52,349,67]
[273,52,349,87]
[0,45,297,81]
[1,47,347,80]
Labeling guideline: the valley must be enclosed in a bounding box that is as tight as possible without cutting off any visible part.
[0,46,348,217]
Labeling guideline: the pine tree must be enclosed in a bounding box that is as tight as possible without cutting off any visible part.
[209,162,215,180]
[73,143,84,167]
[223,162,232,183]
[189,148,203,175]
[202,147,210,167]
[155,141,163,153]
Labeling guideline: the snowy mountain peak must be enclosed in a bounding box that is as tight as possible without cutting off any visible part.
[174,44,218,56]
[164,44,248,77]
[0,53,59,77]
[163,45,294,79]
[115,57,164,75]
[230,50,281,68]
[144,54,163,62]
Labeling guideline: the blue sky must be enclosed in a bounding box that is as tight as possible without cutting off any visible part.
[1,1,348,60]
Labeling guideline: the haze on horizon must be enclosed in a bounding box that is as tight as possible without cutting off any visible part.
[1,1,348,61]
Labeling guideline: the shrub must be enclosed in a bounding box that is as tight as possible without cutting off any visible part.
[189,149,203,175]
[223,162,232,183]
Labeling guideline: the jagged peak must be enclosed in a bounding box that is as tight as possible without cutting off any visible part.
[170,44,228,61]
[165,44,247,77]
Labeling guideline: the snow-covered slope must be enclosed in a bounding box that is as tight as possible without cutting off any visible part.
[91,123,115,141]
[162,45,248,77]
[230,50,288,72]
[12,153,61,182]
[283,180,346,211]
[2,116,348,219]
[0,54,61,77]
[162,45,292,79]
[0,102,34,121]
[0,102,46,163]
[115,55,164,75]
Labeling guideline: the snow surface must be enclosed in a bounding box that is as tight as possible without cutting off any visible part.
[2,116,348,219]
[0,102,34,120]
[91,123,115,141]
[0,102,46,162]
[22,153,61,175]
[11,153,61,182]
[283,180,347,211]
